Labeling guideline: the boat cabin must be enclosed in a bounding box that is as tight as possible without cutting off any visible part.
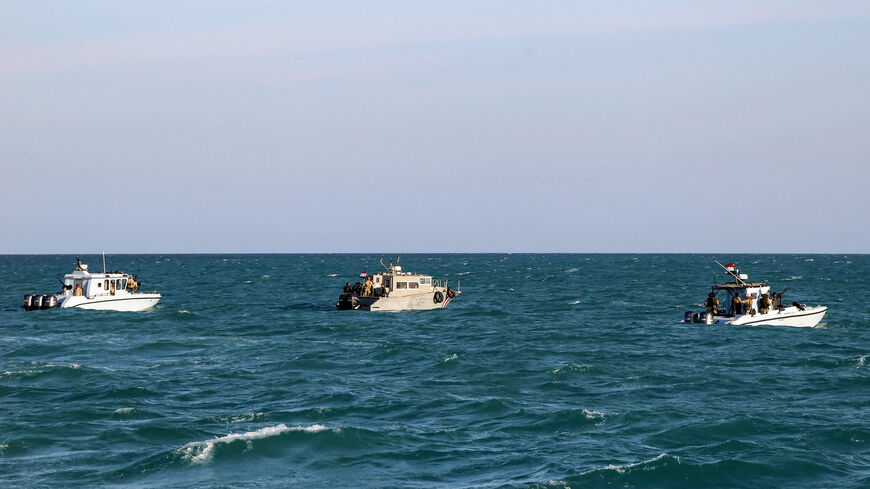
[61,267,135,299]
[712,282,771,316]
[369,265,448,297]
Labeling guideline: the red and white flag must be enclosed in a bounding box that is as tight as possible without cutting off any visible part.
[725,263,736,272]
[360,270,368,278]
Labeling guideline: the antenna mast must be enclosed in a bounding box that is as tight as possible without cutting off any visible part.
[713,260,746,286]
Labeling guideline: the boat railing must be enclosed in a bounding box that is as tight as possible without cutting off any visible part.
[433,279,448,289]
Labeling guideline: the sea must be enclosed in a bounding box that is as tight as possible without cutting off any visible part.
[1,254,867,488]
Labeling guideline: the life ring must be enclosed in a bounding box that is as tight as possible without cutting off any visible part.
[433,291,444,303]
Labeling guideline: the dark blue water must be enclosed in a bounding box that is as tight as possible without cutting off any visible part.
[1,254,867,488]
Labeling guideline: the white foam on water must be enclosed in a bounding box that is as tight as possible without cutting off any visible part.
[327,273,338,277]
[115,407,136,414]
[566,267,579,273]
[261,274,270,279]
[856,355,868,368]
[805,258,815,262]
[229,412,265,423]
[603,453,673,474]
[581,409,605,419]
[444,353,458,362]
[540,482,569,488]
[69,363,81,369]
[178,310,191,314]
[0,443,7,454]
[784,276,803,281]
[178,424,329,465]
[552,364,593,375]
[569,300,581,305]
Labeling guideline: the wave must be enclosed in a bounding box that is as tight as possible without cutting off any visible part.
[552,364,596,377]
[1,362,87,381]
[177,424,331,465]
[604,452,673,474]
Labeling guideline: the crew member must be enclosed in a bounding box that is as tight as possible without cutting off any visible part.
[363,277,373,297]
[343,282,352,293]
[705,292,720,315]
[731,293,744,316]
[744,293,756,315]
[759,293,771,314]
[352,282,362,295]
[74,284,83,296]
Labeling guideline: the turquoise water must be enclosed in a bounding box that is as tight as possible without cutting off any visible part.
[1,254,867,488]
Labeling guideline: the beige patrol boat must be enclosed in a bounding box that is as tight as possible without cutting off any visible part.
[337,258,460,311]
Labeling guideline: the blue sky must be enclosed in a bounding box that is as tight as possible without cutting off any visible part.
[1,1,868,253]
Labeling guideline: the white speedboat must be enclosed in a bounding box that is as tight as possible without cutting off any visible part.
[684,261,826,328]
[337,258,460,311]
[22,257,161,312]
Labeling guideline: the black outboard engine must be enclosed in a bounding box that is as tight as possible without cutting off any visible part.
[684,311,698,323]
[31,295,44,310]
[336,293,359,310]
[22,294,34,311]
[792,301,806,311]
[42,295,58,309]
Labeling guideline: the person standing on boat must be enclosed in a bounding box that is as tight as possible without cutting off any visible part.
[343,282,352,293]
[705,293,720,315]
[731,293,744,316]
[363,277,373,297]
[74,284,83,296]
[759,293,771,314]
[744,293,756,315]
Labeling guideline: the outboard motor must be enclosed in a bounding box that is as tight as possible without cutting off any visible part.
[22,294,34,311]
[336,293,359,310]
[792,301,806,311]
[42,295,58,309]
[684,311,697,323]
[31,295,44,310]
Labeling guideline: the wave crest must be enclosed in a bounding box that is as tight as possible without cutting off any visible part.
[178,424,330,465]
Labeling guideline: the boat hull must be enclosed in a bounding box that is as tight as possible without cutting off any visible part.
[720,305,827,328]
[338,292,458,311]
[59,293,161,312]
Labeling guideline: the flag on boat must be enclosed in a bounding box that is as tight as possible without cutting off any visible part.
[725,263,736,272]
[360,270,368,278]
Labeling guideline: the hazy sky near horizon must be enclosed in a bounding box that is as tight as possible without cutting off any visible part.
[2,1,869,253]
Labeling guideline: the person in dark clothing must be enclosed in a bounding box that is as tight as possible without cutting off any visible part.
[705,293,720,315]
[352,282,362,295]
[731,293,744,316]
[759,293,771,314]
[343,282,352,293]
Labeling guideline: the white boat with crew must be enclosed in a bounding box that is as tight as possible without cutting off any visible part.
[22,256,161,312]
[684,261,827,328]
[337,258,460,311]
